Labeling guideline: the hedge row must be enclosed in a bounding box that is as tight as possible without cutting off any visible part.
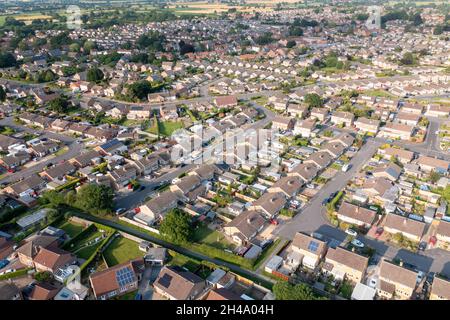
[0,268,32,281]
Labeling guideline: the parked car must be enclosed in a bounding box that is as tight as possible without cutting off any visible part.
[139,186,146,191]
[345,228,358,237]
[135,293,142,300]
[115,208,126,215]
[351,239,364,248]
[417,271,425,284]
[375,227,384,237]
[341,163,351,172]
[368,278,377,288]
[0,259,9,269]
[418,241,427,251]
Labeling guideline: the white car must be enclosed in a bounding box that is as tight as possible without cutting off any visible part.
[345,228,358,237]
[417,271,425,284]
[368,278,377,288]
[351,239,364,248]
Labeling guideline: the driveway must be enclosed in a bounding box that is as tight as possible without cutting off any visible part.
[138,265,161,300]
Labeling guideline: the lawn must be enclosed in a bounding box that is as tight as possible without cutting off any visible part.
[167,250,201,273]
[103,236,144,266]
[67,226,105,253]
[192,223,235,250]
[55,220,86,238]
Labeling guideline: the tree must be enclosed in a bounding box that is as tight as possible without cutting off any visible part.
[75,184,114,215]
[159,209,193,244]
[286,40,296,48]
[399,52,416,65]
[429,171,441,184]
[48,96,69,113]
[0,86,6,102]
[288,26,303,36]
[273,281,325,300]
[0,52,17,68]
[304,93,324,108]
[34,271,53,282]
[87,67,104,83]
[127,80,153,101]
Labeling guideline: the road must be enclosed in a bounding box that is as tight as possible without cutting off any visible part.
[0,117,84,184]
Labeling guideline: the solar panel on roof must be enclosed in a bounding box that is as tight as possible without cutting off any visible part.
[308,240,319,252]
[115,267,135,287]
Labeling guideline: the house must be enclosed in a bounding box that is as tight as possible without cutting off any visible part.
[214,95,238,108]
[291,232,327,270]
[293,119,316,138]
[268,176,303,198]
[205,288,242,300]
[310,108,328,122]
[336,202,377,228]
[330,111,354,127]
[288,163,319,183]
[249,192,286,218]
[0,152,30,170]
[395,112,420,126]
[223,210,266,245]
[16,234,59,267]
[378,123,414,140]
[415,155,449,174]
[383,214,425,242]
[29,141,59,158]
[435,220,450,250]
[3,175,46,198]
[95,139,127,156]
[287,104,307,118]
[130,156,160,176]
[0,134,21,152]
[304,151,333,170]
[401,103,423,115]
[28,282,60,300]
[137,191,182,225]
[378,147,414,164]
[321,247,368,283]
[377,260,417,300]
[50,119,70,132]
[430,276,450,300]
[372,162,402,182]
[40,162,77,181]
[89,259,144,300]
[354,117,379,134]
[320,141,346,158]
[0,236,14,260]
[425,104,450,117]
[271,116,295,131]
[107,164,138,190]
[169,175,202,195]
[127,106,152,120]
[69,150,102,168]
[33,247,77,273]
[153,265,207,300]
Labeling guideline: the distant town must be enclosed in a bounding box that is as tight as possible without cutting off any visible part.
[0,0,449,302]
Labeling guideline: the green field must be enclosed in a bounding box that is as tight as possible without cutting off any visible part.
[103,236,144,266]
[67,225,107,259]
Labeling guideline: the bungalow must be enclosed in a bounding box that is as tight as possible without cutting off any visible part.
[268,176,303,198]
[223,210,266,245]
[288,163,319,183]
[322,247,368,283]
[33,247,77,273]
[415,155,449,174]
[249,192,287,218]
[3,175,46,198]
[89,259,144,300]
[330,111,354,127]
[107,164,138,190]
[0,152,30,170]
[214,95,238,108]
[384,214,425,242]
[425,104,450,118]
[153,266,207,300]
[430,276,450,300]
[378,147,414,164]
[50,119,70,132]
[0,135,21,152]
[377,260,417,300]
[372,162,402,182]
[321,141,345,158]
[95,139,127,156]
[378,123,414,141]
[137,191,182,225]
[127,106,151,120]
[291,232,328,270]
[337,202,377,228]
[271,116,295,131]
[40,162,77,181]
[69,150,102,168]
[159,105,178,121]
[304,151,333,170]
[400,103,423,115]
[29,141,59,158]
[130,156,159,176]
[355,117,380,134]
[395,112,420,126]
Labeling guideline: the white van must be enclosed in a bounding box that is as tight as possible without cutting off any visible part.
[342,163,351,172]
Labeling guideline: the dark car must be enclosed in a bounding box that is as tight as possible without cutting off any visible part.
[0,259,9,269]
[418,241,427,251]
[139,186,146,191]
[135,293,142,300]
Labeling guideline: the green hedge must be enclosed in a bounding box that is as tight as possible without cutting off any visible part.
[62,224,96,249]
[0,268,31,281]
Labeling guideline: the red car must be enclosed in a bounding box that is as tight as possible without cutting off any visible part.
[375,227,384,237]
[270,218,279,225]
